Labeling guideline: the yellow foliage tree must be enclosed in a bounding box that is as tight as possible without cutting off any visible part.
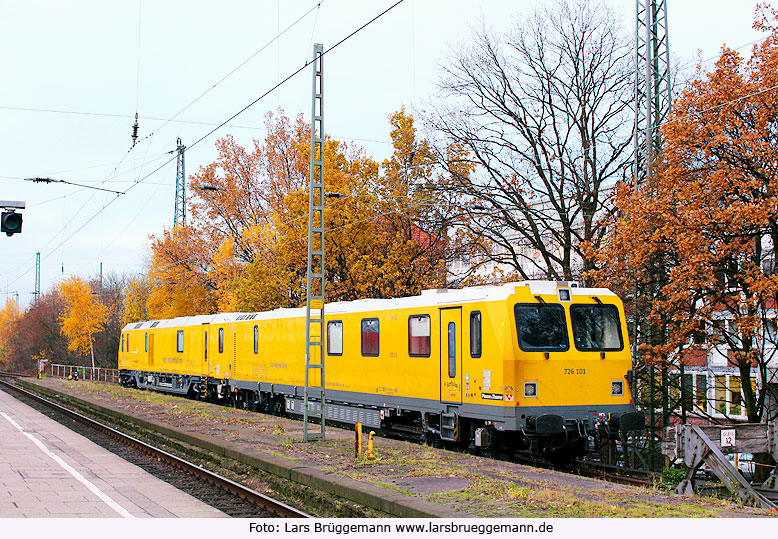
[58,277,108,365]
[147,108,460,315]
[0,297,22,367]
[122,277,149,324]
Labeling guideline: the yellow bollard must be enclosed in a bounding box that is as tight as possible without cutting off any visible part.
[355,422,362,458]
[364,431,376,460]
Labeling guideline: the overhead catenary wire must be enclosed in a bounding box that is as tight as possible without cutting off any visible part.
[13,3,326,274]
[142,1,325,143]
[184,0,406,154]
[6,0,407,292]
[21,1,330,250]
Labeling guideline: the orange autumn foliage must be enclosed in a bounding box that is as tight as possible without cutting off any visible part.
[591,5,778,421]
[146,109,458,318]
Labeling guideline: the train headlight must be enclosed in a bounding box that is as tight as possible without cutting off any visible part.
[524,382,537,398]
[611,381,624,396]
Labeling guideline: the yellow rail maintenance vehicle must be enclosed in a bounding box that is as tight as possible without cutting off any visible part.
[119,281,643,465]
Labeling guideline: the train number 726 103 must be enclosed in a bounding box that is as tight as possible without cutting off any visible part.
[563,368,586,375]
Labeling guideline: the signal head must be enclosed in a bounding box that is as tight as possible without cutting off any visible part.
[1,211,22,236]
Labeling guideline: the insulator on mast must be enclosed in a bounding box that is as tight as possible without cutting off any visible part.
[131,113,139,147]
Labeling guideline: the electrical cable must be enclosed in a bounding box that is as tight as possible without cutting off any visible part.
[0,106,390,145]
[184,0,406,154]
[18,1,328,243]
[6,0,406,292]
[142,1,324,143]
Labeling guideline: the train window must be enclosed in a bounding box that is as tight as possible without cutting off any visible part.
[218,328,224,354]
[470,311,482,358]
[121,333,124,352]
[361,318,379,356]
[253,325,259,355]
[327,321,343,355]
[448,322,456,378]
[514,304,569,352]
[176,330,184,353]
[145,332,148,352]
[408,315,431,357]
[570,304,623,351]
[204,331,208,360]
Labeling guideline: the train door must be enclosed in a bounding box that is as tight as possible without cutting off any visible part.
[202,323,210,377]
[440,307,462,404]
[148,333,155,368]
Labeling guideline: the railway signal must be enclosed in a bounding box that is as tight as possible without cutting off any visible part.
[0,200,25,236]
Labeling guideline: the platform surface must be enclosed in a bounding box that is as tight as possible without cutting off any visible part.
[0,388,227,518]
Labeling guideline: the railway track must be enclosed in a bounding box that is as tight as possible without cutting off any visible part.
[17,373,664,490]
[0,378,309,518]
[0,371,28,379]
[582,461,658,487]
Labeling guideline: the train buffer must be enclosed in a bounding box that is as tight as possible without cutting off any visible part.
[662,422,778,510]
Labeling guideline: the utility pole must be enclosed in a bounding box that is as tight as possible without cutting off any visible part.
[33,252,40,302]
[174,138,186,227]
[304,43,325,442]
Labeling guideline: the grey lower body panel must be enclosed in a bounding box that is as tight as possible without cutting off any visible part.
[285,398,381,428]
[223,377,635,431]
[120,369,637,432]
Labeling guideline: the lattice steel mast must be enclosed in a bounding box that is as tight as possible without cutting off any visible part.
[304,43,326,442]
[174,138,186,227]
[33,252,40,302]
[634,0,671,184]
[634,0,673,467]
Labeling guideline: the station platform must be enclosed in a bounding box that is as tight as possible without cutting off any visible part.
[0,388,226,518]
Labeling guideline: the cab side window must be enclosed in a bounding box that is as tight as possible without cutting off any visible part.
[176,330,184,353]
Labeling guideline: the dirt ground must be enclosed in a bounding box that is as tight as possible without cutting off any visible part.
[25,377,777,518]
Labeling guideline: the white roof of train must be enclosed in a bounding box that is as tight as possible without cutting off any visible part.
[122,281,618,331]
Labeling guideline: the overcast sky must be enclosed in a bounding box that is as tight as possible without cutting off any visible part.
[0,0,769,306]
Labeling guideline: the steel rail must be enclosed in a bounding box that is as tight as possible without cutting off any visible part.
[0,371,28,379]
[0,379,309,518]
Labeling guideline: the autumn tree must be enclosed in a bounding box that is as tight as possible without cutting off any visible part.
[594,6,778,428]
[0,297,22,368]
[147,108,456,316]
[123,276,150,324]
[91,273,128,368]
[59,276,108,368]
[4,289,74,371]
[147,225,219,318]
[427,0,633,283]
